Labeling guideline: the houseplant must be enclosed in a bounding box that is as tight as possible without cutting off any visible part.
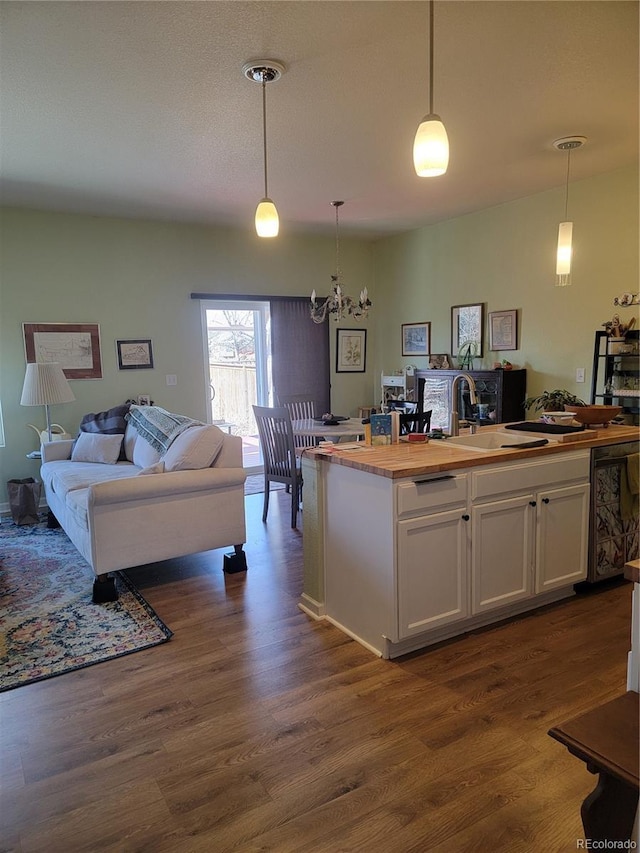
[523,389,586,413]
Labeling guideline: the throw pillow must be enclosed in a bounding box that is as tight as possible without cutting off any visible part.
[132,435,163,469]
[79,403,130,461]
[138,461,165,475]
[71,432,124,465]
[162,425,225,471]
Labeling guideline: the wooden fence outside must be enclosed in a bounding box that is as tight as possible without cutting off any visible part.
[209,363,257,435]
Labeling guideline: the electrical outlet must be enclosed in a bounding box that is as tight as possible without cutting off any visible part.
[166,374,177,386]
[575,368,585,383]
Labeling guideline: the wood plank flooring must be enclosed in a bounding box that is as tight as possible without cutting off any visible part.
[1,490,634,852]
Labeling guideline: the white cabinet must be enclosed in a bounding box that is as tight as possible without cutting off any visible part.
[396,473,469,638]
[398,508,469,637]
[470,456,590,613]
[535,482,590,593]
[471,494,534,614]
[320,448,591,658]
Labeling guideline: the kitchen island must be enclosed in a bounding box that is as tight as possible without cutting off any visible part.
[300,424,639,658]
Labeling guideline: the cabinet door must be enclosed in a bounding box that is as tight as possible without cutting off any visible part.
[471,495,534,614]
[535,482,590,593]
[397,508,469,638]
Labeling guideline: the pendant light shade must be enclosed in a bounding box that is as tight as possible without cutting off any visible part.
[413,1,449,177]
[243,60,285,239]
[255,198,279,238]
[413,113,449,177]
[553,136,586,287]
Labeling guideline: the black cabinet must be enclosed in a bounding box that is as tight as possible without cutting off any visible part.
[415,368,527,431]
[590,330,639,417]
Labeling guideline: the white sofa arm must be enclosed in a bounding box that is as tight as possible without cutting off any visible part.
[88,467,246,507]
[41,439,74,463]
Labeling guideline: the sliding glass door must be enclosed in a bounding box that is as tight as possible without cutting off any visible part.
[200,300,271,471]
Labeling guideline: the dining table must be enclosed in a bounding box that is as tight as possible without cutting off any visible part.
[291,418,366,441]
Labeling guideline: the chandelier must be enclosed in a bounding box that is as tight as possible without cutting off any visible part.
[310,201,371,324]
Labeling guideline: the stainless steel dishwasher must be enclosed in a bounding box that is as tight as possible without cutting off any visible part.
[589,441,639,582]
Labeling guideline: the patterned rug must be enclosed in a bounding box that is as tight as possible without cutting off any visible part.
[0,519,172,692]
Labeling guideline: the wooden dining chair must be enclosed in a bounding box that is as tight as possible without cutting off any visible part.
[252,405,303,529]
[276,393,318,451]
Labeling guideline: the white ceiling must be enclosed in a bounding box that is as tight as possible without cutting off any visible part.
[0,1,637,239]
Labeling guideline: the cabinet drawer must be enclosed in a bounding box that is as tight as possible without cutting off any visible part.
[471,452,590,501]
[397,473,468,518]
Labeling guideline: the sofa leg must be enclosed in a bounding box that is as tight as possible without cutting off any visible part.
[223,545,247,574]
[92,574,118,603]
[47,510,61,529]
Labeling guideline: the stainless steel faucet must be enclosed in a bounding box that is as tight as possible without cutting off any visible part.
[449,373,478,436]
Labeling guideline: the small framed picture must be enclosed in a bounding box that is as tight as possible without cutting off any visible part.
[451,303,485,357]
[336,328,367,373]
[401,322,431,357]
[116,339,154,370]
[137,395,151,406]
[428,354,451,369]
[489,309,518,351]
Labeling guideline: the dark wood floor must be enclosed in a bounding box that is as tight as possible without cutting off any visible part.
[1,490,633,852]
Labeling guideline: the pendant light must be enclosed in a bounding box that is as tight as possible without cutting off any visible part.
[553,136,586,287]
[243,60,286,238]
[413,0,449,177]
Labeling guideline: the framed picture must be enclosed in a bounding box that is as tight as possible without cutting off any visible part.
[451,303,485,358]
[23,322,102,379]
[116,339,154,370]
[489,309,518,351]
[336,328,367,373]
[401,322,431,357]
[429,354,451,369]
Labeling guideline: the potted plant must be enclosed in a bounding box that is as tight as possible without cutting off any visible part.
[523,389,586,413]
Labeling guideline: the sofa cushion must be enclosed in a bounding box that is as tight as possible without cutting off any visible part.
[80,403,130,460]
[41,460,139,501]
[161,425,225,471]
[132,435,162,468]
[138,461,166,475]
[71,432,124,465]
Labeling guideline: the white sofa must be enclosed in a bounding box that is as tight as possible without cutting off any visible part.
[40,411,247,601]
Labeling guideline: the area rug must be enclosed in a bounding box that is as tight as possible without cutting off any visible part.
[0,519,172,692]
[244,474,285,496]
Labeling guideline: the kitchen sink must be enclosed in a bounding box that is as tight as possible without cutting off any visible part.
[445,432,555,452]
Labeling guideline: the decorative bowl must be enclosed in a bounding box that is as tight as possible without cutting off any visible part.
[564,404,622,426]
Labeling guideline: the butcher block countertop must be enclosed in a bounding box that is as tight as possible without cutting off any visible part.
[307,424,640,479]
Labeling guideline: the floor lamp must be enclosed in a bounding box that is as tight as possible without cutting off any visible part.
[20,362,75,442]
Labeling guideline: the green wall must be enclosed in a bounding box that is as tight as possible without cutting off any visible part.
[0,209,374,491]
[1,164,637,501]
[371,166,639,406]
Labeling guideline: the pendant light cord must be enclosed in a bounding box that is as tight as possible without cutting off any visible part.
[429,0,435,114]
[335,203,340,277]
[563,147,571,220]
[262,78,269,198]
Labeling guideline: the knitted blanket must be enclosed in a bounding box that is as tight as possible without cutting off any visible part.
[126,405,202,454]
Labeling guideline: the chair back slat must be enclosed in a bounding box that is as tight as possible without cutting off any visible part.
[276,394,318,449]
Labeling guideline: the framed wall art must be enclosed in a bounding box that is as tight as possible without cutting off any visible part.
[336,328,367,373]
[428,354,451,369]
[489,309,518,351]
[451,303,485,358]
[23,322,102,379]
[401,322,431,357]
[116,339,154,370]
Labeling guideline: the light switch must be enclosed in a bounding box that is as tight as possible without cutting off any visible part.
[575,368,585,383]
[166,374,177,386]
